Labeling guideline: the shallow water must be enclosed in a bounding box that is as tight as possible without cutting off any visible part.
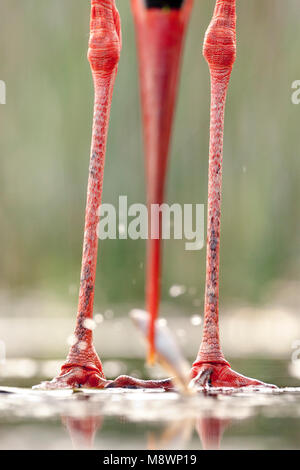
[0,383,300,450]
[0,358,300,450]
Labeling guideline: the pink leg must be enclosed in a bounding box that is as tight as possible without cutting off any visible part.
[35,0,121,390]
[191,0,276,389]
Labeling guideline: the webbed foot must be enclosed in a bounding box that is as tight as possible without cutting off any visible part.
[190,363,277,389]
[33,365,107,390]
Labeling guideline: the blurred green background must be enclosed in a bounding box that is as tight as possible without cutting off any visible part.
[0,0,299,313]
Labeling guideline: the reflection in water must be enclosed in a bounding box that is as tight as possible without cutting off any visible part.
[62,415,102,450]
[148,419,194,450]
[62,415,226,451]
[148,416,231,450]
[61,404,232,451]
[196,417,231,450]
[1,385,300,449]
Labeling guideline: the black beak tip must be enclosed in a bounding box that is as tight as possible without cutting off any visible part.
[144,0,185,10]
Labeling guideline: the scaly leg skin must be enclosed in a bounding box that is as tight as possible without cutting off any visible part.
[191,0,276,390]
[131,0,193,363]
[34,0,122,390]
[105,376,174,391]
[190,363,273,389]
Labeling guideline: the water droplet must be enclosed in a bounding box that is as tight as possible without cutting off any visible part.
[169,285,186,298]
[95,313,104,324]
[191,315,202,326]
[83,318,96,331]
[67,334,77,346]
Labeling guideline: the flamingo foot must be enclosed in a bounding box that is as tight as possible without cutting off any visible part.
[190,363,277,389]
[105,375,174,391]
[33,365,107,390]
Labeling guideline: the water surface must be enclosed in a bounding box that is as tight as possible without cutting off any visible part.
[0,359,299,450]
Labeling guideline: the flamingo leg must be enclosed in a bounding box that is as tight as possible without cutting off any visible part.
[191,0,276,389]
[35,0,121,390]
